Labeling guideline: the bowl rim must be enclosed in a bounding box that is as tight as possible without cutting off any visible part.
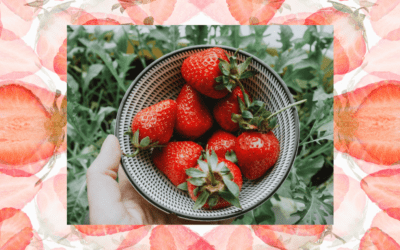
[115,44,300,222]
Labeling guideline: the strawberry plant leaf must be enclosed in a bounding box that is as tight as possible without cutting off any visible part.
[219,190,241,208]
[111,3,120,11]
[193,190,210,210]
[222,175,240,197]
[186,168,207,178]
[198,160,209,173]
[84,64,104,92]
[139,136,151,147]
[237,57,253,75]
[243,92,251,107]
[208,195,219,209]
[133,129,140,147]
[215,83,227,90]
[329,0,353,14]
[177,182,188,191]
[215,162,226,172]
[188,177,206,186]
[218,59,230,75]
[278,26,294,52]
[193,187,200,196]
[239,70,257,80]
[296,156,325,184]
[231,113,242,123]
[292,186,332,224]
[124,131,133,136]
[238,96,246,113]
[209,150,219,170]
[225,150,238,164]
[215,76,223,83]
[274,49,308,74]
[241,110,253,119]
[253,199,275,224]
[219,164,231,174]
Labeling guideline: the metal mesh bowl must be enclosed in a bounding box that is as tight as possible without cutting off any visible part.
[115,45,300,221]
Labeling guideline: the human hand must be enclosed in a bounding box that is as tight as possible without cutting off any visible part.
[86,135,234,225]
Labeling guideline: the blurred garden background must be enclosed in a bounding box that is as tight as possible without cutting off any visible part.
[67,25,334,225]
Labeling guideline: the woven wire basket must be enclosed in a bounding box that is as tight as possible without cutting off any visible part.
[115,45,300,221]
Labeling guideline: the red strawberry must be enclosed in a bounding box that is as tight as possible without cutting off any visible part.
[252,225,326,250]
[213,86,252,132]
[334,81,400,165]
[74,225,143,236]
[185,151,243,210]
[188,238,216,250]
[181,47,230,99]
[206,130,236,159]
[226,0,285,25]
[360,169,400,212]
[53,38,67,82]
[359,227,400,250]
[235,131,280,180]
[175,84,213,140]
[127,100,177,156]
[304,7,366,76]
[0,83,66,176]
[0,208,33,250]
[152,141,203,187]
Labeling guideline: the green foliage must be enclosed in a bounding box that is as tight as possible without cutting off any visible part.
[67,25,333,225]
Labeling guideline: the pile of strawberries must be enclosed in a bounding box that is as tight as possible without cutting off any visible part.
[123,47,304,210]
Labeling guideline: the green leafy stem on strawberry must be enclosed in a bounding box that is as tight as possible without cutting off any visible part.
[123,129,164,157]
[215,49,306,133]
[178,150,241,210]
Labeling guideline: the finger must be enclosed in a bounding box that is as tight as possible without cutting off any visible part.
[118,166,143,201]
[90,135,121,179]
[118,167,171,224]
[87,135,127,224]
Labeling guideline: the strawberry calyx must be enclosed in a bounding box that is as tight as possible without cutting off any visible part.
[233,95,307,133]
[214,49,306,133]
[225,150,238,164]
[214,49,257,92]
[179,150,241,210]
[123,129,163,157]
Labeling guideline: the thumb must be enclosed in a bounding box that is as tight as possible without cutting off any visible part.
[88,134,121,179]
[86,135,126,224]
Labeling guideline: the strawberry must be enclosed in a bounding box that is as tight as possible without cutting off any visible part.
[304,7,367,76]
[181,47,230,99]
[206,130,236,159]
[213,86,252,132]
[74,225,143,236]
[334,81,400,165]
[126,99,177,157]
[53,38,67,82]
[152,141,203,187]
[226,0,285,25]
[235,131,280,180]
[360,169,400,212]
[359,227,400,250]
[0,208,33,250]
[252,225,326,250]
[209,50,305,180]
[0,83,66,176]
[175,84,213,140]
[182,151,243,210]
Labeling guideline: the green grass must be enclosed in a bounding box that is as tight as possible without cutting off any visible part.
[67,25,333,225]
